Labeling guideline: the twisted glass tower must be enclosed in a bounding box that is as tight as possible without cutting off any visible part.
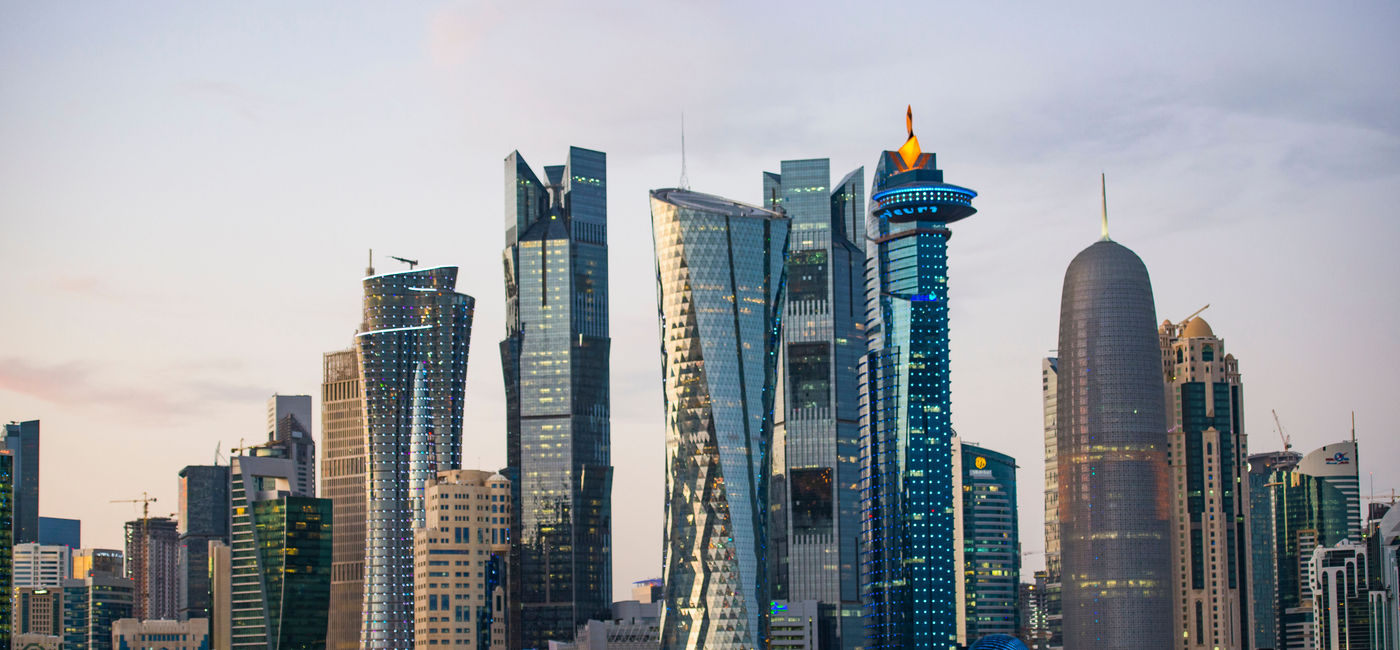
[501,147,611,650]
[357,266,474,650]
[859,110,978,650]
[650,188,789,650]
[1056,225,1171,649]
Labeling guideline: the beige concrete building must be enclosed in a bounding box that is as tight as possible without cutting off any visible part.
[413,469,510,649]
[209,540,231,650]
[14,586,63,637]
[1160,315,1251,650]
[111,618,209,650]
[321,347,366,650]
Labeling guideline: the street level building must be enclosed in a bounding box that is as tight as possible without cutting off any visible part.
[762,159,866,650]
[124,517,179,620]
[859,109,979,650]
[357,264,475,650]
[321,345,366,650]
[177,465,229,621]
[112,617,209,650]
[960,444,1020,639]
[650,188,789,650]
[412,469,511,649]
[502,147,612,650]
[1159,314,1251,650]
[1055,188,1172,649]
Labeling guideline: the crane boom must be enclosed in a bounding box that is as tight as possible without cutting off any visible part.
[1271,409,1292,451]
[111,492,158,616]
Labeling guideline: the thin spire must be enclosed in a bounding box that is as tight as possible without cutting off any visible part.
[679,112,690,190]
[1100,173,1111,241]
[367,248,375,276]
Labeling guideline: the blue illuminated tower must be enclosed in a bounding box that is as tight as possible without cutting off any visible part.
[357,266,474,650]
[859,108,978,650]
[501,147,611,650]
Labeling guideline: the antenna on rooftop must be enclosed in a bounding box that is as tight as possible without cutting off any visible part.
[1100,173,1111,241]
[367,249,375,276]
[679,112,690,190]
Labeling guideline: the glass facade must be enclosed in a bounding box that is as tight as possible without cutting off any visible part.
[254,497,333,650]
[61,575,136,650]
[1055,238,1172,649]
[357,266,474,650]
[961,443,1020,640]
[321,347,365,650]
[0,452,12,650]
[1159,318,1251,650]
[501,147,611,649]
[858,126,978,650]
[177,464,229,621]
[1039,357,1062,649]
[649,188,789,650]
[763,159,866,650]
[1247,450,1300,650]
[1,420,40,545]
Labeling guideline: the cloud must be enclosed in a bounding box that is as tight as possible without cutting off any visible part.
[426,5,502,68]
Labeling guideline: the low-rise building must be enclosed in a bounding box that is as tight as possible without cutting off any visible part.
[111,618,209,650]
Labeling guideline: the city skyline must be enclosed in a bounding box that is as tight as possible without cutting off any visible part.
[2,2,1398,604]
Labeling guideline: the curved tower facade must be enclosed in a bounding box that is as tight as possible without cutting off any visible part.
[649,188,789,650]
[1056,238,1171,649]
[859,110,978,650]
[357,266,474,650]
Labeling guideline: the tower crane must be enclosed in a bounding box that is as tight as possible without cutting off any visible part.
[111,492,158,615]
[389,255,419,270]
[1271,409,1292,451]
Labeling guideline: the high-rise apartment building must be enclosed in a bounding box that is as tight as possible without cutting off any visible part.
[1255,441,1360,649]
[267,394,316,497]
[358,265,475,650]
[14,544,71,588]
[321,346,365,650]
[502,147,611,650]
[1020,576,1051,649]
[412,469,511,649]
[1159,315,1252,650]
[2,420,40,544]
[177,464,229,621]
[60,573,136,650]
[38,517,80,549]
[1039,358,1063,649]
[1,451,17,649]
[649,188,789,650]
[229,444,331,650]
[124,517,179,620]
[1055,195,1172,649]
[72,549,123,580]
[1310,541,1371,650]
[1368,505,1400,650]
[859,110,979,650]
[960,443,1020,641]
[762,159,865,649]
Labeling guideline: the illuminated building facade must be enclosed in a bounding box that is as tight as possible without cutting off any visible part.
[502,147,611,649]
[357,265,475,650]
[321,345,366,650]
[858,109,978,650]
[60,574,135,650]
[1159,315,1251,650]
[960,443,1020,641]
[1055,217,1171,648]
[762,158,865,649]
[649,188,789,650]
[412,470,511,649]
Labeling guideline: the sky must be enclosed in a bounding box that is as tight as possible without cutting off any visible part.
[1,2,1397,596]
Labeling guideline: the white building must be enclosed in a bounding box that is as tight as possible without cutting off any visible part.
[547,601,660,650]
[1310,541,1370,650]
[14,544,70,588]
[771,600,820,649]
[413,469,511,649]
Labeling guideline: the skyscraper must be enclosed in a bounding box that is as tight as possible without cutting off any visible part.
[859,109,979,650]
[267,394,316,497]
[1248,449,1302,647]
[2,420,40,544]
[960,443,1021,641]
[321,346,365,650]
[0,451,14,649]
[412,469,511,649]
[1159,314,1251,650]
[1309,541,1371,650]
[501,147,611,649]
[358,265,475,650]
[1055,189,1172,649]
[649,187,789,650]
[14,543,70,588]
[38,517,80,549]
[124,517,179,620]
[1039,357,1063,649]
[61,573,135,650]
[762,159,865,650]
[177,464,229,621]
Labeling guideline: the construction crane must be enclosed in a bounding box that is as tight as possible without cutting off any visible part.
[1271,409,1292,451]
[389,255,419,270]
[111,492,158,615]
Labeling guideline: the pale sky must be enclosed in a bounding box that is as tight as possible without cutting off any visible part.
[2,2,1397,595]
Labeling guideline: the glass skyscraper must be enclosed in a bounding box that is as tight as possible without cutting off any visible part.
[1248,449,1302,649]
[858,111,978,650]
[501,147,611,650]
[762,159,865,649]
[357,266,475,650]
[177,464,229,621]
[1055,228,1171,649]
[649,188,789,650]
[1,420,39,544]
[960,442,1020,642]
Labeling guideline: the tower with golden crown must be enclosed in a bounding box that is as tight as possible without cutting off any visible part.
[858,107,979,650]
